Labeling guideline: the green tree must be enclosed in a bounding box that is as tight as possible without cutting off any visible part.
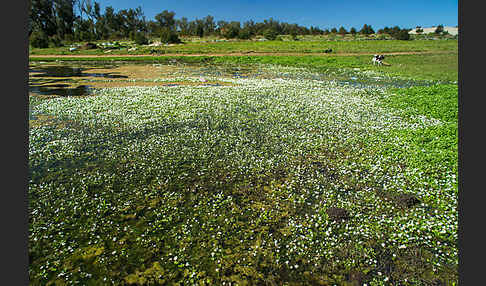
[222,21,241,39]
[155,10,176,31]
[360,24,374,35]
[118,7,145,37]
[30,30,50,48]
[435,25,444,34]
[30,0,57,37]
[176,17,190,36]
[338,26,347,36]
[263,28,278,40]
[53,0,75,39]
[195,19,205,38]
[203,15,215,36]
[216,20,228,35]
[160,27,181,44]
[350,27,357,35]
[309,26,321,35]
[133,31,148,44]
[238,28,252,40]
[381,26,391,35]
[290,29,298,40]
[394,29,410,40]
[104,6,118,31]
[243,20,256,36]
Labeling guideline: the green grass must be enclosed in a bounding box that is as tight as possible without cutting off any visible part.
[210,54,458,81]
[30,52,457,82]
[30,38,457,55]
[30,38,458,82]
[375,84,458,173]
[383,84,458,122]
[380,54,458,82]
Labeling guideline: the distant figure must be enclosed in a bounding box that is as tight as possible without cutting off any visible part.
[324,48,333,53]
[372,54,385,65]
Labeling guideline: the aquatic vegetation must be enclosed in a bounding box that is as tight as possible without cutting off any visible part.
[29,66,457,285]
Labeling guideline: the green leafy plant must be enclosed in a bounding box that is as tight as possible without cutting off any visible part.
[160,28,181,44]
[263,29,278,40]
[30,30,49,48]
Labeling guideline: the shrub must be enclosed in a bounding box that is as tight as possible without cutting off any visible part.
[393,30,411,40]
[290,31,299,41]
[263,29,278,40]
[435,25,444,34]
[109,32,124,41]
[360,24,375,35]
[129,31,136,41]
[160,28,181,44]
[196,25,204,38]
[63,33,74,43]
[338,26,347,36]
[377,34,388,40]
[30,30,49,48]
[49,35,64,47]
[222,26,240,39]
[77,31,94,42]
[237,29,251,40]
[134,32,149,45]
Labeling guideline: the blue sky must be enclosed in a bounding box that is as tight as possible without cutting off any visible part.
[94,0,458,30]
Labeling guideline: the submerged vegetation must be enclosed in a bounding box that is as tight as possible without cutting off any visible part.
[29,60,458,285]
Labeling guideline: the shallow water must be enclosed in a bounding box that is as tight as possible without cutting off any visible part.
[29,65,126,78]
[29,84,94,97]
[28,61,442,99]
[28,63,127,97]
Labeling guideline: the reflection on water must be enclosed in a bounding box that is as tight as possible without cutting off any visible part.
[29,63,127,97]
[29,84,93,97]
[29,65,127,78]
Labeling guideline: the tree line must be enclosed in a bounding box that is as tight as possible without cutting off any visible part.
[29,0,414,47]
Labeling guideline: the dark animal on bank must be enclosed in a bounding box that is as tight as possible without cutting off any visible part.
[324,48,333,53]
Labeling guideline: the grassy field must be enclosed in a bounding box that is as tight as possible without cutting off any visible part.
[29,38,457,56]
[30,53,458,82]
[28,39,458,285]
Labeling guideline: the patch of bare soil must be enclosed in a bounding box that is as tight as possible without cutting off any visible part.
[394,193,421,209]
[325,207,350,222]
[86,64,174,79]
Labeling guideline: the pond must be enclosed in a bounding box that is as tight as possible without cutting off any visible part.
[28,59,458,285]
[29,61,438,99]
[29,61,439,123]
[28,63,129,97]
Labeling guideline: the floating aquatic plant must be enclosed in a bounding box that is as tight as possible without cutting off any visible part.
[29,64,457,285]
